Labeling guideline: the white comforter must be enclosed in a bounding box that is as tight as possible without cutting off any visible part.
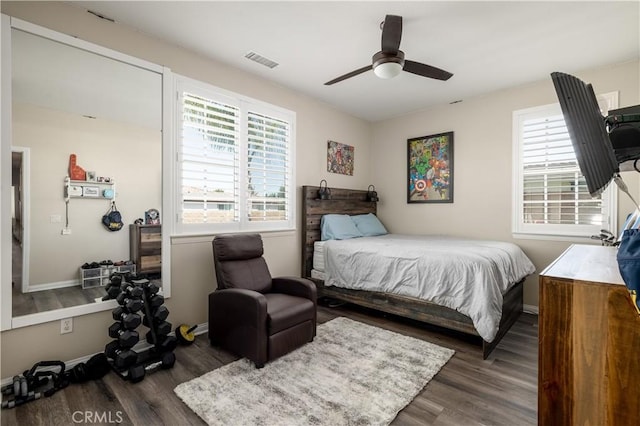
[323,234,536,342]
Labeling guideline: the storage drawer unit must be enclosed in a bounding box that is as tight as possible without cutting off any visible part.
[79,263,136,289]
[539,244,640,425]
[129,224,161,274]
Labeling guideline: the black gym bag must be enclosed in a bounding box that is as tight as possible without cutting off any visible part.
[102,201,124,232]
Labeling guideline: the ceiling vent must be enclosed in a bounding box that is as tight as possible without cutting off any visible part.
[244,51,279,69]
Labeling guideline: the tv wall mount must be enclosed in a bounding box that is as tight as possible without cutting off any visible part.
[605,105,640,168]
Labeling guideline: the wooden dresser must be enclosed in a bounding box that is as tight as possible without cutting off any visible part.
[539,244,640,425]
[129,224,161,274]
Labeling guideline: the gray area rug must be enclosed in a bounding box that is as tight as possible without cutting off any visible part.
[174,317,454,425]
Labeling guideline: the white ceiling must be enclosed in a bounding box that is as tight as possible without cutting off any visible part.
[70,1,640,122]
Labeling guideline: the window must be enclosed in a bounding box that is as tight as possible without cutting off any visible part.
[175,76,295,234]
[512,92,618,238]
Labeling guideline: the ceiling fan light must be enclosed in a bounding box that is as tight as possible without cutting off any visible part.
[374,62,402,79]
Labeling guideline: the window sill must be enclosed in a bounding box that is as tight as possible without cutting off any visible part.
[170,228,296,245]
[512,232,603,243]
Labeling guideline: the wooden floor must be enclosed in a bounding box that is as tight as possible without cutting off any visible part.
[11,285,106,317]
[11,237,106,317]
[1,304,538,426]
[11,237,161,317]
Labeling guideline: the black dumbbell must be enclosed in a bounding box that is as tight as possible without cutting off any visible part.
[148,294,164,308]
[145,321,172,343]
[127,352,175,383]
[102,284,121,301]
[120,282,143,298]
[115,293,143,312]
[104,341,138,369]
[141,281,160,296]
[113,270,134,281]
[108,323,140,348]
[112,307,141,330]
[154,320,172,336]
[153,335,177,353]
[109,274,123,287]
[142,306,169,326]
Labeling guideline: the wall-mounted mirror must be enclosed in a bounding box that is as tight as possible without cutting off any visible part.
[1,16,171,329]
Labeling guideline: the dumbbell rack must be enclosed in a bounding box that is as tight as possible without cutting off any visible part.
[103,272,177,383]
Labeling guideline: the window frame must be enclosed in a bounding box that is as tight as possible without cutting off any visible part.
[172,75,296,236]
[512,91,618,239]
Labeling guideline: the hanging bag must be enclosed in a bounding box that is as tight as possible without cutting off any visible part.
[102,201,123,232]
[617,209,640,314]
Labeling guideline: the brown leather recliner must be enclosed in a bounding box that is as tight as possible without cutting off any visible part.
[209,233,317,368]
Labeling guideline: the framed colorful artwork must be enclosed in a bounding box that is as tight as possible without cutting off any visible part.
[407,131,454,203]
[327,140,354,176]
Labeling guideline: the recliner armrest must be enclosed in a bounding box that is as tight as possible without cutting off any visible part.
[209,288,268,326]
[271,277,317,302]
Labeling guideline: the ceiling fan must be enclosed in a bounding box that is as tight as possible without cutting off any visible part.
[324,15,453,85]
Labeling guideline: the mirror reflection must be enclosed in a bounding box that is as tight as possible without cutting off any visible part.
[9,27,163,319]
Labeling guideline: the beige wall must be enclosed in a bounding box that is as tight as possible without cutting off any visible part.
[371,59,640,308]
[13,103,161,285]
[1,2,372,376]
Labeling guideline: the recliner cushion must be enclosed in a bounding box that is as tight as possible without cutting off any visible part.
[218,257,272,293]
[265,293,315,334]
[214,233,264,261]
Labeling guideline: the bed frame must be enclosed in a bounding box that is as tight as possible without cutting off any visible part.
[301,185,524,359]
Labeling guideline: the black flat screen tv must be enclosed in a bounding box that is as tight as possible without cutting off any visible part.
[551,72,619,197]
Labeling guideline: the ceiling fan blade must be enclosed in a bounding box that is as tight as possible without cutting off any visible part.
[403,60,453,81]
[381,15,402,53]
[324,65,373,85]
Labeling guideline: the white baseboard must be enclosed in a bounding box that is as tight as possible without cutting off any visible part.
[1,321,209,386]
[523,304,539,315]
[26,279,79,292]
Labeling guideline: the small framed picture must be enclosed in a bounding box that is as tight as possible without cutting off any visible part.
[327,140,354,176]
[86,171,97,182]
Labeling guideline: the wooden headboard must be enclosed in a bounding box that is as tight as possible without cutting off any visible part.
[301,185,376,278]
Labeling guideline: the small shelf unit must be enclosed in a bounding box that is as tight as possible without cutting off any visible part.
[64,176,116,201]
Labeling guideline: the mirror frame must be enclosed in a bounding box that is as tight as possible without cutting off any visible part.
[1,15,172,330]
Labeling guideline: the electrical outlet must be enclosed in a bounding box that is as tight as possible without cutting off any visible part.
[61,318,73,334]
[61,228,72,235]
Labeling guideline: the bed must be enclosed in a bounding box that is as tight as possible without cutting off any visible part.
[301,185,536,359]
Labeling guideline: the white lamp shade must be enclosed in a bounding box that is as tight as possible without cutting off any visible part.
[373,62,402,79]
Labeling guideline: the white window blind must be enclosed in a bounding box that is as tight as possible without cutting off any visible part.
[521,114,600,226]
[246,111,290,222]
[513,92,618,238]
[181,93,240,225]
[175,77,295,234]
